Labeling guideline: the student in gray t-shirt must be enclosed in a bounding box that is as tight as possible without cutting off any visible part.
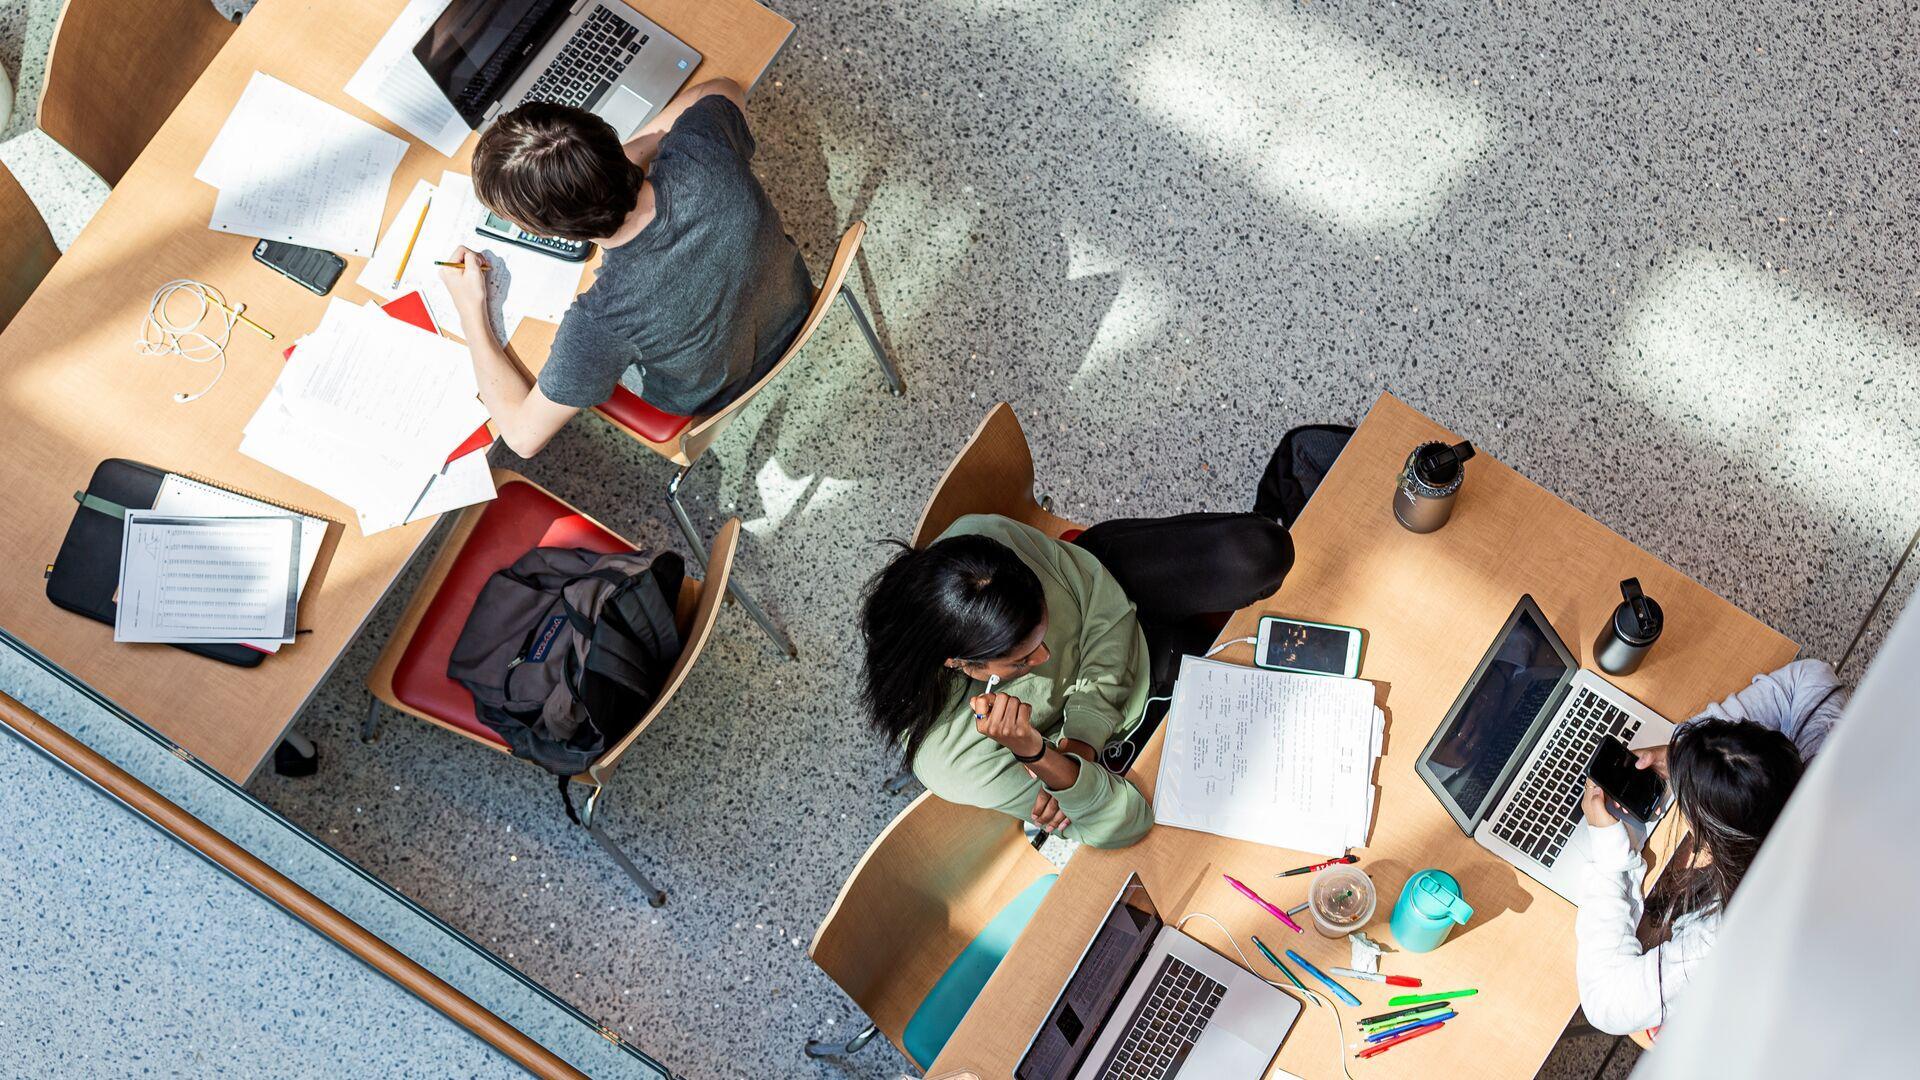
[438,79,811,457]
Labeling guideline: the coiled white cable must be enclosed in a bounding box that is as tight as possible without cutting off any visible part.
[136,279,239,403]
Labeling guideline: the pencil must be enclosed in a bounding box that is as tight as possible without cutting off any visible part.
[201,291,273,340]
[434,257,491,270]
[391,197,432,289]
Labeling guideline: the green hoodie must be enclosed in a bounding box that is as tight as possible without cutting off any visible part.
[908,515,1154,848]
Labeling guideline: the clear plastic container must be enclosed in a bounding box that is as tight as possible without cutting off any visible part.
[1309,865,1377,938]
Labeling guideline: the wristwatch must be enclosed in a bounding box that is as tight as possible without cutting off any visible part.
[1012,740,1050,764]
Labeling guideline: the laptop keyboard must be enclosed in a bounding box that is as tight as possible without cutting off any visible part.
[1094,956,1225,1079]
[521,7,649,110]
[1491,688,1640,867]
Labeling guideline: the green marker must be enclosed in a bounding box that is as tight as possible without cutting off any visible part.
[1359,1004,1451,1032]
[1387,988,1479,1007]
[1250,934,1310,996]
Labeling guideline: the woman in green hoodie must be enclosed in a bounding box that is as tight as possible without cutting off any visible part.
[859,512,1291,848]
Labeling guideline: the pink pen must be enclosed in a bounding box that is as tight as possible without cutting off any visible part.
[1223,874,1304,933]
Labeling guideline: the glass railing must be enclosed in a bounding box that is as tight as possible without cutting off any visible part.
[0,627,674,1078]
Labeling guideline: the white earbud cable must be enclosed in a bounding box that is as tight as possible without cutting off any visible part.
[137,279,239,403]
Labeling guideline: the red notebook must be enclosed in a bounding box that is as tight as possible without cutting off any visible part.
[283,292,494,464]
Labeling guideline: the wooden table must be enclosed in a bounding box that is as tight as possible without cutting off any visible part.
[930,393,1797,1079]
[0,0,791,782]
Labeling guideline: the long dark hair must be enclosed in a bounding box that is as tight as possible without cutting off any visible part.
[859,536,1045,765]
[1647,718,1804,1018]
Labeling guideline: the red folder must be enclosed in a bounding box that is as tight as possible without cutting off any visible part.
[282,292,494,464]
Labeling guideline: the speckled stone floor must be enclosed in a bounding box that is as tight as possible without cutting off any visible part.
[5,2,1916,1078]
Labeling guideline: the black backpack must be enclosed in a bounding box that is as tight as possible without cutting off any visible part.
[1255,424,1354,527]
[448,547,684,820]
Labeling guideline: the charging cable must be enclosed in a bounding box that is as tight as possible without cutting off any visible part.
[1176,911,1358,1080]
[1205,635,1257,658]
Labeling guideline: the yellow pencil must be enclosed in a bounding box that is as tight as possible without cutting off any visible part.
[391,196,432,289]
[433,256,491,270]
[202,291,274,340]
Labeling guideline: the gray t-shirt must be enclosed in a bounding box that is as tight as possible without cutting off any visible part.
[536,96,812,416]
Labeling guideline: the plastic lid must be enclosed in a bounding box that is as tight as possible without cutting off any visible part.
[1410,870,1474,925]
[1414,440,1476,486]
[1613,578,1664,645]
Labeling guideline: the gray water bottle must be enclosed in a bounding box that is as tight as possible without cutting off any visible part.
[1392,440,1475,534]
[1594,578,1663,675]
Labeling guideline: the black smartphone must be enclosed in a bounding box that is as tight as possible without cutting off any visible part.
[252,239,345,295]
[1587,736,1665,823]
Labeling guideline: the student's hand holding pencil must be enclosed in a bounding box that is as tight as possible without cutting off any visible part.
[436,246,491,314]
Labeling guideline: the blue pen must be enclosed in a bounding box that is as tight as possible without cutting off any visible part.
[1366,1011,1455,1043]
[1284,949,1361,1007]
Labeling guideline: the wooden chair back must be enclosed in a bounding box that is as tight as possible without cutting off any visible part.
[584,517,739,785]
[40,0,236,185]
[911,402,1082,549]
[671,221,869,465]
[808,791,1057,1056]
[0,163,59,333]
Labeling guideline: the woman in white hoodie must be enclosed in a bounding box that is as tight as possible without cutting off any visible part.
[1574,659,1848,1037]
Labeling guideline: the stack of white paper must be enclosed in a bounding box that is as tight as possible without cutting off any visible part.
[1153,656,1385,856]
[149,474,329,653]
[241,300,495,535]
[356,172,589,342]
[344,0,470,157]
[197,72,408,257]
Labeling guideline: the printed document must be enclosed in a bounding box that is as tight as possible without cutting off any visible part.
[1154,656,1384,855]
[344,0,469,156]
[115,513,300,644]
[150,475,329,651]
[197,72,407,256]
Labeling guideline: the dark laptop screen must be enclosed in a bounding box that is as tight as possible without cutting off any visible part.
[1420,605,1573,827]
[1016,875,1163,1080]
[414,0,572,127]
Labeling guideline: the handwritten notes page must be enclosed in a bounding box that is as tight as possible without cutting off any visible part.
[196,72,407,256]
[1153,656,1384,856]
[344,0,470,156]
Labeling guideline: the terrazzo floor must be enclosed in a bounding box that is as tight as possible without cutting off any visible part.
[5,1,1916,1078]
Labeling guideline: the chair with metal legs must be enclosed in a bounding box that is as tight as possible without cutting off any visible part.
[807,792,1059,1068]
[589,221,904,658]
[364,470,738,907]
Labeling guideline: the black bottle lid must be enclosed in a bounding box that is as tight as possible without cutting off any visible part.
[1612,578,1663,645]
[1414,440,1476,486]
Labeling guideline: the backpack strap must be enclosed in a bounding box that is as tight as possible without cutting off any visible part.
[558,568,636,637]
[558,775,581,825]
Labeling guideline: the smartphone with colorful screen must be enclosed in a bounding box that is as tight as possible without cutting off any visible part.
[1254,616,1364,678]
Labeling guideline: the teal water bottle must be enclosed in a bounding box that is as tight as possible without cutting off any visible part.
[1390,869,1474,953]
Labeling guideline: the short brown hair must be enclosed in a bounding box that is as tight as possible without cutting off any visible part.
[471,102,642,242]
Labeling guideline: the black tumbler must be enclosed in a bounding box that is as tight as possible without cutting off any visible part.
[1593,578,1663,675]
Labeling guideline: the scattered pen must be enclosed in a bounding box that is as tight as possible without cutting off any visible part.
[1329,967,1421,987]
[1224,874,1304,934]
[1285,949,1361,1007]
[1366,1011,1454,1043]
[1359,1002,1449,1027]
[1389,988,1478,1007]
[400,459,450,524]
[1250,935,1310,997]
[1356,1021,1446,1059]
[1359,1005,1452,1034]
[1276,855,1358,877]
[1286,901,1310,917]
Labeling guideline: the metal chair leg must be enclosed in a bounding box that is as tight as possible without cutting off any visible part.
[804,1022,879,1059]
[579,784,667,908]
[361,700,382,742]
[840,290,904,396]
[883,766,917,794]
[667,463,798,658]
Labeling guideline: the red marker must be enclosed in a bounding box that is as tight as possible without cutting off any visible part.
[1276,855,1358,878]
[1356,1021,1446,1059]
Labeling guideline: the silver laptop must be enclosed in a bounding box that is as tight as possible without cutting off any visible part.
[1016,874,1299,1080]
[1414,595,1675,899]
[415,0,702,139]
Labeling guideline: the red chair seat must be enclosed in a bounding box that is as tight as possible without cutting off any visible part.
[598,386,693,443]
[389,479,633,746]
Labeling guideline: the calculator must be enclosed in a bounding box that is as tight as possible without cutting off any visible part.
[475,211,594,263]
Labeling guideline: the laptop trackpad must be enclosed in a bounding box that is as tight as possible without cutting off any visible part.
[597,86,655,138]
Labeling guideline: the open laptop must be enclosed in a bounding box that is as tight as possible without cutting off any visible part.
[1016,874,1299,1080]
[414,0,702,138]
[1415,595,1675,899]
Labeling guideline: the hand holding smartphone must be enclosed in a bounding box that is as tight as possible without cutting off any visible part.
[1587,736,1667,823]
